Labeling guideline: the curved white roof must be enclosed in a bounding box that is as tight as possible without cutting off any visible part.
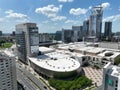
[29,51,80,72]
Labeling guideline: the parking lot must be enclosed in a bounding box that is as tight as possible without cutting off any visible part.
[83,66,103,86]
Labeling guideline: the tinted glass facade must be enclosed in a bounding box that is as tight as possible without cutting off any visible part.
[16,23,39,64]
[89,7,103,40]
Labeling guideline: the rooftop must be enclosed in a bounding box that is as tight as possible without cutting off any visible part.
[29,51,80,72]
[104,62,120,78]
[110,66,120,78]
[98,50,120,58]
[39,46,55,54]
[58,42,120,57]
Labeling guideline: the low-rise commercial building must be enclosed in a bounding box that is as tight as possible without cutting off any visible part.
[28,49,81,78]
[58,42,120,67]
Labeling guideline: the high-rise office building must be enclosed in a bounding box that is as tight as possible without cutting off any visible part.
[12,31,16,36]
[104,21,112,40]
[89,6,103,40]
[55,31,62,41]
[0,31,2,36]
[39,33,56,42]
[72,26,82,42]
[83,20,89,38]
[103,62,120,90]
[39,33,50,43]
[16,23,39,64]
[0,52,17,90]
[62,28,74,42]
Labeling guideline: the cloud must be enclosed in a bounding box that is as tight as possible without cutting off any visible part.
[119,7,120,11]
[51,16,66,21]
[5,10,28,19]
[35,4,66,21]
[35,5,62,18]
[103,14,120,22]
[65,20,74,23]
[101,2,110,9]
[0,8,1,10]
[42,20,49,24]
[65,19,81,25]
[16,18,29,23]
[69,8,88,15]
[5,10,13,14]
[58,0,74,3]
[88,6,92,10]
[54,23,58,25]
[0,18,5,23]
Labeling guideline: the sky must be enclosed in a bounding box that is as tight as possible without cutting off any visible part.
[0,0,120,33]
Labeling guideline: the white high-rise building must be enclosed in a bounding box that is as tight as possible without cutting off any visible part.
[103,62,120,90]
[0,52,17,90]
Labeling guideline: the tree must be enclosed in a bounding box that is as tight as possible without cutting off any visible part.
[48,76,92,90]
[114,56,120,65]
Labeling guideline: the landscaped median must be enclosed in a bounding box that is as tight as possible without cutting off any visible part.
[48,76,92,90]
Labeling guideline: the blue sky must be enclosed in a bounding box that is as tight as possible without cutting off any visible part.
[0,0,120,33]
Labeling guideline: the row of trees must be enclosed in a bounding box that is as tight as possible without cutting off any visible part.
[0,40,6,47]
[49,76,92,90]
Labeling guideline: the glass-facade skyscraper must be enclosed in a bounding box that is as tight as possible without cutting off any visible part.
[104,21,112,40]
[83,19,89,38]
[89,6,103,40]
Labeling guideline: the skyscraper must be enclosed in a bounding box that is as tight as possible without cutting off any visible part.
[83,19,89,38]
[55,31,62,41]
[72,26,82,42]
[0,52,17,90]
[0,31,2,36]
[103,62,120,90]
[62,28,74,42]
[16,23,39,64]
[104,21,112,40]
[89,6,103,40]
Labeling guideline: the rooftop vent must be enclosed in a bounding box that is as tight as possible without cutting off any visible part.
[104,52,113,57]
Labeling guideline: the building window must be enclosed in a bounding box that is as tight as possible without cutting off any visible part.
[116,80,118,87]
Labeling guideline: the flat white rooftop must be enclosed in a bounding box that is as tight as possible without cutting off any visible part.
[58,42,120,57]
[109,66,120,78]
[86,47,105,54]
[39,46,55,53]
[98,50,120,58]
[29,51,80,72]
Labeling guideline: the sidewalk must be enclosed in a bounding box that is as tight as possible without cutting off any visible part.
[83,66,103,87]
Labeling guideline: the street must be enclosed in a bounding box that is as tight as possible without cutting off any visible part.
[17,62,49,90]
[17,69,39,90]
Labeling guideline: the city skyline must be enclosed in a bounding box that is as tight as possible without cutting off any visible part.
[0,0,120,33]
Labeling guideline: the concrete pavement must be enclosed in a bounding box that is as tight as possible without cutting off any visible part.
[83,66,103,86]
